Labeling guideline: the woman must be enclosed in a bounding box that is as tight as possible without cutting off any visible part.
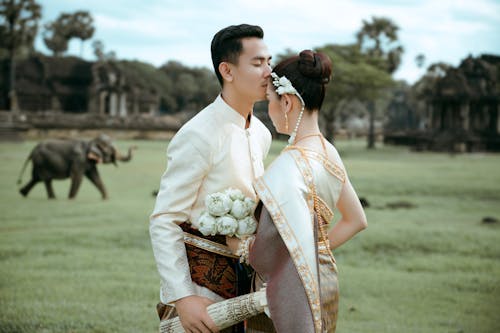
[228,50,367,333]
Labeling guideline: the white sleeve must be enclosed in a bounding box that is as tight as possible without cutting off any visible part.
[149,129,211,303]
[262,127,272,160]
[254,119,272,161]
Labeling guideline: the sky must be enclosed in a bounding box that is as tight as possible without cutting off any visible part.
[34,0,500,84]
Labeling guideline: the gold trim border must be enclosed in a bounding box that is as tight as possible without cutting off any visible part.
[183,232,239,259]
[254,176,322,333]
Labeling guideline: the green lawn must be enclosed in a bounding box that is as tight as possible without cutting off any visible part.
[1,139,499,333]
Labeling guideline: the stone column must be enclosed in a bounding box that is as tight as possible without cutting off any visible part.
[496,103,500,134]
[461,102,470,131]
[119,93,127,117]
[9,90,20,113]
[109,93,117,117]
[51,96,61,112]
[99,91,107,115]
[481,104,488,129]
[134,95,140,115]
[129,87,139,115]
[427,103,433,129]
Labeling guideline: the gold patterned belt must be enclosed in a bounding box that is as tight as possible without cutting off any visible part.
[183,232,239,259]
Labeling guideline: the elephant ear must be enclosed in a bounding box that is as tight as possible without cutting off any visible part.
[93,134,117,165]
[87,144,103,163]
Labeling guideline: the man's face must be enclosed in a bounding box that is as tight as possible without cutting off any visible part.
[230,37,272,102]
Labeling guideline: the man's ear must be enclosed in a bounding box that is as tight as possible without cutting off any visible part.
[219,62,233,83]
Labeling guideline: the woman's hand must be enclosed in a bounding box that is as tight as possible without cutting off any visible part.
[225,236,241,254]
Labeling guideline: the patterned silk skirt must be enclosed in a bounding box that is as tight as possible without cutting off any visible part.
[317,240,339,333]
[249,205,340,333]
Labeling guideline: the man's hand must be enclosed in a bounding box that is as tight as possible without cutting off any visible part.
[175,295,219,333]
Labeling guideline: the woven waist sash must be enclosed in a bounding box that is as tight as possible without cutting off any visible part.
[180,223,238,299]
[183,232,239,259]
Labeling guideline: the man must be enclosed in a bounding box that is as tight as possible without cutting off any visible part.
[150,24,272,333]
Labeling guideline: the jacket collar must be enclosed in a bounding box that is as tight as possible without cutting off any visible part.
[215,94,251,129]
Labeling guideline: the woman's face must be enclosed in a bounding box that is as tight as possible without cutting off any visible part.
[266,83,288,134]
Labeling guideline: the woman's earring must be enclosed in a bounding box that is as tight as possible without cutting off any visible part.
[284,112,289,131]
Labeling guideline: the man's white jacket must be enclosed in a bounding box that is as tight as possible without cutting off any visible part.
[150,95,271,304]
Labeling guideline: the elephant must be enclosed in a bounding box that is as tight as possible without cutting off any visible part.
[17,134,136,199]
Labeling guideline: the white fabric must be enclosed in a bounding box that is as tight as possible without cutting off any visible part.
[308,156,343,207]
[150,95,271,304]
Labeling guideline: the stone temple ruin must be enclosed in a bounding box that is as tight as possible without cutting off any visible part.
[428,55,500,151]
[2,54,499,151]
[3,55,161,115]
[385,54,500,152]
[0,55,181,140]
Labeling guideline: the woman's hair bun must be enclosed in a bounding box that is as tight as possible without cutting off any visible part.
[297,50,332,84]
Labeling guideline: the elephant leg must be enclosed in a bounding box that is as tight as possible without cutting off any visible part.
[20,179,39,197]
[68,173,83,199]
[44,180,56,199]
[85,168,108,199]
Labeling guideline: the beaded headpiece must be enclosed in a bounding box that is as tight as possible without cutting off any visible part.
[270,72,305,145]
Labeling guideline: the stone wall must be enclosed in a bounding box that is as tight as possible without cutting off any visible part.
[0,111,183,141]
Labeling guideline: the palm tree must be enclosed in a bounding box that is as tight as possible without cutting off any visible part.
[356,16,404,74]
[0,0,41,111]
[356,16,403,148]
[70,11,94,57]
[43,20,69,56]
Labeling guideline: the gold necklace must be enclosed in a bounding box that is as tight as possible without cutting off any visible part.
[292,133,328,157]
[293,133,323,144]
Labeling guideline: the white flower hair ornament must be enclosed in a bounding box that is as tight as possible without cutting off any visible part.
[271,72,305,145]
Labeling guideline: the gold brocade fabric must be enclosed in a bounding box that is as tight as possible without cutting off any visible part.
[294,146,341,333]
[316,210,339,333]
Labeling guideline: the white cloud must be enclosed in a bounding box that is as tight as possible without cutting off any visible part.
[36,0,500,83]
[94,14,188,40]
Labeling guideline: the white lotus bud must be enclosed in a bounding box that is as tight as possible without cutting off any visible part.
[198,212,218,236]
[224,188,245,201]
[236,216,257,238]
[244,197,256,211]
[216,215,238,236]
[206,192,232,217]
[231,199,251,219]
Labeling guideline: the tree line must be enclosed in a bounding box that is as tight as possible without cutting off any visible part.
[3,0,438,146]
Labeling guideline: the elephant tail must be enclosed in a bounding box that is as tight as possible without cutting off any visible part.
[17,152,32,186]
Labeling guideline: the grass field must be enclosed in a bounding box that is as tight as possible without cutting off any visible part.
[1,138,499,333]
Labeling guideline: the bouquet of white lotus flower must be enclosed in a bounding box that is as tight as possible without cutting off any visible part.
[198,188,257,238]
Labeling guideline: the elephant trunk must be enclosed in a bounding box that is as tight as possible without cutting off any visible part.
[115,146,137,162]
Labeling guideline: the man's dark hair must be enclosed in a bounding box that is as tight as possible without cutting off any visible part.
[211,24,264,86]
